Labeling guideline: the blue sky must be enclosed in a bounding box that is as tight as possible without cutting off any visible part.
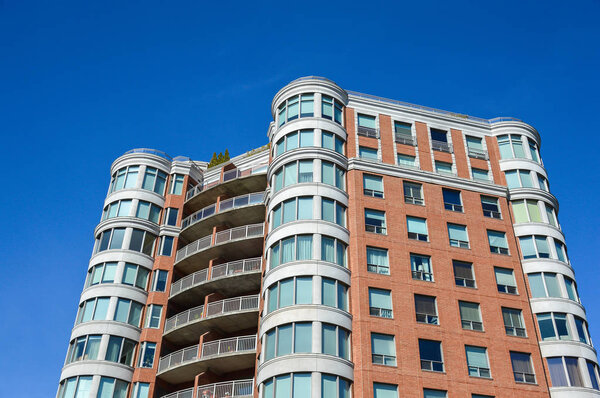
[1,1,599,396]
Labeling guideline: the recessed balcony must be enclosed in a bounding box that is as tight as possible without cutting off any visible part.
[161,379,254,398]
[169,258,262,307]
[163,295,260,345]
[180,192,265,242]
[157,335,257,385]
[175,223,265,275]
[185,165,268,211]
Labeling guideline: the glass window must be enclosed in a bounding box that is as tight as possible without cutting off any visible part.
[110,166,139,193]
[139,342,156,368]
[142,167,167,195]
[397,154,416,167]
[373,383,398,398]
[554,240,567,262]
[453,260,475,288]
[170,174,185,195]
[494,267,517,294]
[510,352,536,383]
[371,333,396,366]
[537,312,571,341]
[407,216,428,241]
[588,361,600,390]
[564,277,579,302]
[369,288,393,318]
[67,335,102,363]
[58,376,93,398]
[466,346,490,378]
[528,139,540,163]
[122,263,149,290]
[114,299,143,327]
[404,181,423,205]
[165,207,178,226]
[448,223,469,248]
[442,189,462,211]
[503,307,526,337]
[145,305,162,328]
[151,269,168,292]
[419,339,443,372]
[136,201,161,223]
[460,301,483,331]
[267,276,313,313]
[284,163,297,187]
[363,174,384,198]
[547,357,569,387]
[159,236,174,257]
[430,128,448,143]
[545,204,557,227]
[271,235,315,268]
[423,390,447,398]
[367,247,389,275]
[320,236,346,267]
[359,146,378,160]
[300,94,314,117]
[394,121,412,136]
[415,294,438,325]
[472,168,489,181]
[358,113,376,129]
[574,317,590,344]
[481,196,501,218]
[300,129,314,147]
[487,230,509,254]
[435,161,453,174]
[86,262,118,287]
[98,377,129,398]
[322,277,348,311]
[411,254,433,282]
[365,209,386,234]
[129,229,157,256]
[105,336,136,366]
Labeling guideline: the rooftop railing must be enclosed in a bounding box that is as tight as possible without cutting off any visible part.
[348,91,522,125]
[158,335,257,374]
[175,223,264,263]
[182,192,265,229]
[164,294,260,334]
[186,163,268,201]
[170,257,262,298]
[196,379,254,398]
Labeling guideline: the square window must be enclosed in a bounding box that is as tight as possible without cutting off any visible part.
[419,339,444,372]
[407,216,428,241]
[415,295,438,325]
[453,260,475,288]
[442,189,463,212]
[404,182,423,205]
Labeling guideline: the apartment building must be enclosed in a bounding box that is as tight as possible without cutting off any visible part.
[57,77,599,398]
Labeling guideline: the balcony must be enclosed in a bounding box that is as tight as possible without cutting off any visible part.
[357,126,379,139]
[157,335,256,384]
[163,295,260,345]
[175,223,265,275]
[467,147,488,160]
[185,164,268,211]
[180,192,265,241]
[169,258,262,306]
[395,133,416,146]
[431,140,453,153]
[162,379,254,398]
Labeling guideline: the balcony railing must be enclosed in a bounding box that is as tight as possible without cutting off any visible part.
[395,133,416,146]
[170,258,262,297]
[175,223,264,263]
[357,126,379,138]
[431,140,453,153]
[161,388,194,398]
[197,379,254,398]
[182,192,265,229]
[158,335,257,373]
[164,295,260,334]
[186,163,268,201]
[467,147,488,160]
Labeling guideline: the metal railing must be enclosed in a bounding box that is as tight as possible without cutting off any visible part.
[357,126,379,138]
[158,336,256,374]
[161,388,194,398]
[164,305,205,333]
[431,140,453,153]
[182,192,264,229]
[196,379,254,398]
[395,133,416,146]
[176,223,264,262]
[170,258,262,298]
[467,147,488,160]
[369,307,393,318]
[123,148,175,161]
[201,335,256,358]
[164,295,260,334]
[158,345,199,373]
[348,90,522,125]
[186,163,268,201]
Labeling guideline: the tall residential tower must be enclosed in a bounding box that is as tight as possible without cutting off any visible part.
[57,77,599,398]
